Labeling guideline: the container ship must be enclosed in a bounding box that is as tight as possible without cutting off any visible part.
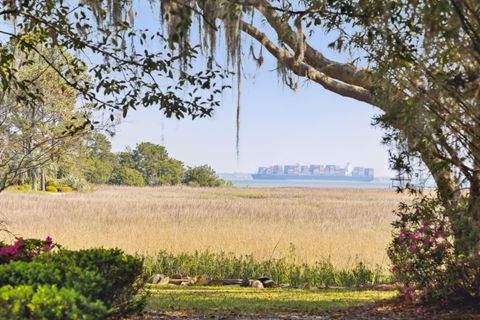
[251,164,374,182]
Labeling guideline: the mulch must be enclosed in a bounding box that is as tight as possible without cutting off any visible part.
[132,297,480,320]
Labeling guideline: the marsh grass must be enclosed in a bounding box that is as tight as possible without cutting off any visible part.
[0,185,408,268]
[145,250,393,287]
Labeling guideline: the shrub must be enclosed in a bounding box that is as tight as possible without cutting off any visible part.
[14,184,31,192]
[33,248,147,315]
[59,174,90,192]
[45,180,57,188]
[0,285,108,320]
[0,237,56,264]
[57,186,73,193]
[388,196,480,302]
[0,261,105,300]
[45,186,58,192]
[109,166,145,186]
[182,165,225,187]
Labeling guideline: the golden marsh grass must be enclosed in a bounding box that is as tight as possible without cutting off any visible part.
[0,186,409,268]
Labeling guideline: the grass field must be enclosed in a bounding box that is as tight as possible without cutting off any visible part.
[145,285,398,316]
[0,186,408,268]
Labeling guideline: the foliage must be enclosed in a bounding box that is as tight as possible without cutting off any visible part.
[0,49,87,192]
[45,186,58,192]
[0,284,108,320]
[388,196,480,301]
[147,286,397,315]
[145,251,389,288]
[183,165,227,187]
[14,185,31,192]
[57,186,73,193]
[58,175,91,192]
[109,166,145,187]
[33,248,147,315]
[130,142,184,186]
[0,246,146,317]
[0,237,55,264]
[83,134,116,184]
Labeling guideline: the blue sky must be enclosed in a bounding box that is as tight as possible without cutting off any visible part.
[109,1,393,177]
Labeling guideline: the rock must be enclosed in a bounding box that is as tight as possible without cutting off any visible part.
[257,277,271,282]
[158,276,170,285]
[180,281,192,286]
[149,274,163,284]
[251,280,264,289]
[170,274,183,279]
[262,279,276,288]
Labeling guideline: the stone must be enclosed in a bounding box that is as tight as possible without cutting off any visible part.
[262,279,276,288]
[158,276,170,285]
[170,274,183,279]
[251,280,264,289]
[149,274,163,284]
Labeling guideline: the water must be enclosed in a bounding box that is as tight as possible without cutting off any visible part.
[228,179,392,189]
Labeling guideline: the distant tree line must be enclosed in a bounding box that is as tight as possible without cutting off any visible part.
[67,134,230,188]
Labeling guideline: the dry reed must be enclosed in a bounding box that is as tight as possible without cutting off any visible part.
[0,186,409,268]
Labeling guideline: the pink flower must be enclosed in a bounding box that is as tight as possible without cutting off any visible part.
[27,250,38,258]
[399,233,406,241]
[408,245,417,253]
[13,238,24,249]
[415,307,422,315]
[42,244,52,251]
[45,236,53,244]
[410,232,420,240]
[415,207,421,214]
[0,246,17,256]
[434,227,443,237]
[419,226,427,233]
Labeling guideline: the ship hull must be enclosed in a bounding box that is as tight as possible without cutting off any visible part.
[251,174,374,182]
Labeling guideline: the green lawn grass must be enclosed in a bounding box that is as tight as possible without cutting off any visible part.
[146,285,398,316]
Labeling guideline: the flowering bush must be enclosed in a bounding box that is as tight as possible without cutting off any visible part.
[0,236,56,264]
[388,196,480,302]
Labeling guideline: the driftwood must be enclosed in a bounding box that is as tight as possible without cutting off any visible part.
[207,278,243,286]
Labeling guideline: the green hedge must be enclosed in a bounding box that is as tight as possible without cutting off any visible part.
[34,248,146,313]
[0,285,108,320]
[0,248,146,318]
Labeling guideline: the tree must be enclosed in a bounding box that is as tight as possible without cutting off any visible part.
[0,49,85,191]
[83,133,116,184]
[130,142,184,186]
[0,0,227,189]
[109,166,145,187]
[149,0,480,298]
[183,165,226,187]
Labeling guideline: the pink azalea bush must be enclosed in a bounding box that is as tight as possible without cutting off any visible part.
[388,196,480,302]
[0,236,56,264]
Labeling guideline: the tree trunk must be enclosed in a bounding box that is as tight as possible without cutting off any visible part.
[31,168,37,191]
[40,168,46,191]
[19,172,25,185]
